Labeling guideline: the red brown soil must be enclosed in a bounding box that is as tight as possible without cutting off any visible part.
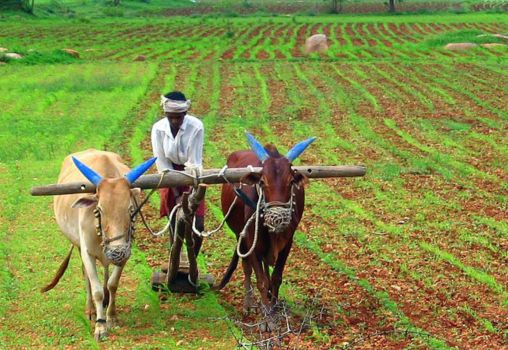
[334,23,348,46]
[346,23,363,46]
[366,23,392,47]
[256,50,269,60]
[268,78,506,349]
[378,23,404,45]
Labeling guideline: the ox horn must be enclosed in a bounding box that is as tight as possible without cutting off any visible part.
[286,137,317,162]
[245,132,269,162]
[125,157,157,184]
[72,156,103,185]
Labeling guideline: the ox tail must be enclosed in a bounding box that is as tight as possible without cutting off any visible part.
[213,250,239,291]
[41,245,74,293]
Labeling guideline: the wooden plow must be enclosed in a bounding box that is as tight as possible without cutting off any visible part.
[31,165,366,293]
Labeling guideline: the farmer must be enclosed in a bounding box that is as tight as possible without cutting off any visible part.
[151,91,205,256]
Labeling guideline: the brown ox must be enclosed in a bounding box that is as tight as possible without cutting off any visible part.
[42,149,156,341]
[216,133,315,315]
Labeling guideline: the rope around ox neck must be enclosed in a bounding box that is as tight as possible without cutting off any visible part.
[236,186,263,258]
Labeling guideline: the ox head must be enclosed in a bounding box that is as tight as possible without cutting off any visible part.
[242,132,315,233]
[71,157,156,266]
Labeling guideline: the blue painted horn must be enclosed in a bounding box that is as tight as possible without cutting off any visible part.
[245,132,269,162]
[285,137,317,162]
[125,157,157,184]
[72,156,103,185]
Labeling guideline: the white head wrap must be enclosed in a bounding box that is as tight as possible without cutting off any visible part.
[160,95,191,113]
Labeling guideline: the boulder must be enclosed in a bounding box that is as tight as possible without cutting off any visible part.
[61,48,80,58]
[134,55,147,62]
[444,43,477,51]
[305,34,328,54]
[481,43,506,48]
[493,34,508,41]
[4,53,23,59]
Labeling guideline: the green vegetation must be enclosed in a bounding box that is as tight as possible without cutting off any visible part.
[1,9,507,349]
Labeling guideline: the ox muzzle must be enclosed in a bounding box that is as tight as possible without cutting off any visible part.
[260,185,296,234]
[104,243,131,266]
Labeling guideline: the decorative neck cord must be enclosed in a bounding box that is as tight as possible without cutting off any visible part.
[235,185,264,258]
[93,206,135,264]
[93,207,135,246]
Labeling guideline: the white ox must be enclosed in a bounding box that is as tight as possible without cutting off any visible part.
[42,149,156,341]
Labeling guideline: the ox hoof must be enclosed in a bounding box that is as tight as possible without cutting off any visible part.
[94,324,108,341]
[242,303,256,316]
[107,317,118,329]
[242,296,256,316]
[260,318,277,333]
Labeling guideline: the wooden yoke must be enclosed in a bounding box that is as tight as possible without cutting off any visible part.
[30,165,367,196]
[166,185,207,291]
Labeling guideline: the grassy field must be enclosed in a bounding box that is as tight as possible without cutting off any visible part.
[1,9,507,349]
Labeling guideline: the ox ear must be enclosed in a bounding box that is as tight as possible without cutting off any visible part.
[293,170,309,189]
[286,137,317,162]
[245,132,269,163]
[240,172,262,186]
[130,188,141,201]
[72,195,98,208]
[125,157,157,184]
[72,156,102,185]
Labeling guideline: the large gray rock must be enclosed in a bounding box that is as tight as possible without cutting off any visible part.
[481,43,506,48]
[477,33,508,41]
[4,52,23,59]
[61,48,80,58]
[133,54,146,62]
[305,34,328,53]
[444,43,477,51]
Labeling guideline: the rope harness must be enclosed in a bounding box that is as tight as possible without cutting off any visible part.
[114,165,298,261]
[93,204,137,265]
[235,183,297,258]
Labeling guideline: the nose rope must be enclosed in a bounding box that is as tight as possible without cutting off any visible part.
[93,205,136,265]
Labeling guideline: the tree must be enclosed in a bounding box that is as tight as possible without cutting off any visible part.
[385,0,396,13]
[327,0,344,14]
[0,0,34,13]
[22,0,34,13]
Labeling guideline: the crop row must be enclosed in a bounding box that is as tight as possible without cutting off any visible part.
[2,19,507,63]
[138,60,508,347]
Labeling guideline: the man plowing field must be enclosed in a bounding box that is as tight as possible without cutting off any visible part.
[151,90,206,257]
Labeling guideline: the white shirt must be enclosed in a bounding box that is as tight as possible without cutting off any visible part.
[151,114,204,172]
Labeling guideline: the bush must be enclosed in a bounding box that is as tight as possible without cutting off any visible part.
[102,6,124,16]
[0,49,79,65]
[425,30,506,47]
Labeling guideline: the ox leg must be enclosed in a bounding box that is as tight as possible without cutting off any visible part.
[242,259,255,315]
[271,241,293,304]
[250,257,277,332]
[80,248,107,341]
[83,263,95,321]
[250,256,270,312]
[106,263,125,329]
